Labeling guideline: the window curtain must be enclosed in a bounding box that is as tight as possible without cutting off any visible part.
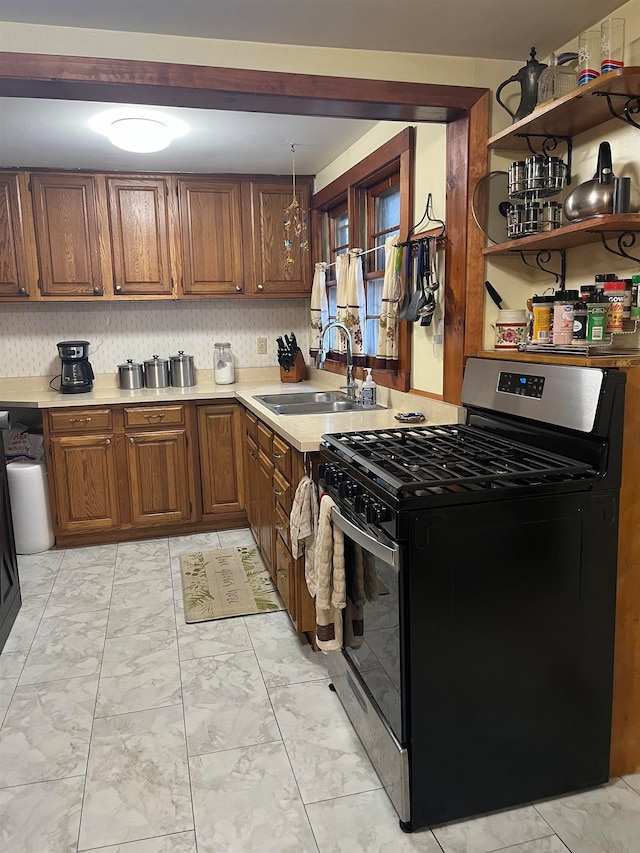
[336,251,366,360]
[309,262,328,355]
[376,236,402,367]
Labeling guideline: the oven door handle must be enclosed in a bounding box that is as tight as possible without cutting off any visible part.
[330,507,400,572]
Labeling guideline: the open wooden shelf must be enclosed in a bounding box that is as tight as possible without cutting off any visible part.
[477,349,640,368]
[488,67,640,151]
[483,214,640,255]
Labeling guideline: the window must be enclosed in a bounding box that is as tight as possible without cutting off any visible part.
[363,177,400,356]
[312,128,414,391]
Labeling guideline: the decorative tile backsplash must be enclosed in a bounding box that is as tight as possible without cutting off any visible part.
[0,300,310,378]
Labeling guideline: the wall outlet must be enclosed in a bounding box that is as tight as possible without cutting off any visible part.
[256,337,268,355]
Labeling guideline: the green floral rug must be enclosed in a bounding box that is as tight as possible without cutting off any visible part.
[179,545,284,623]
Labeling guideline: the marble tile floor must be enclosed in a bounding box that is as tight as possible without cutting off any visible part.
[1,529,639,852]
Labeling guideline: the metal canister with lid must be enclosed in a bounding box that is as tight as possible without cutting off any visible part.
[144,355,170,388]
[169,351,196,387]
[118,359,144,389]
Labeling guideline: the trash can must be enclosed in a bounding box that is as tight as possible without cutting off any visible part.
[6,461,55,554]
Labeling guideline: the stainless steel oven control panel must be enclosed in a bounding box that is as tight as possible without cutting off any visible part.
[462,357,605,433]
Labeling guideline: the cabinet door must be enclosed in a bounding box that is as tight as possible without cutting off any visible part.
[178,179,244,295]
[126,429,192,526]
[31,174,108,297]
[244,433,260,546]
[0,172,36,299]
[107,176,174,296]
[275,535,293,621]
[49,434,120,534]
[197,404,245,515]
[246,180,312,295]
[257,448,275,578]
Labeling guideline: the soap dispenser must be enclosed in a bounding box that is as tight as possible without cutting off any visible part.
[361,368,377,407]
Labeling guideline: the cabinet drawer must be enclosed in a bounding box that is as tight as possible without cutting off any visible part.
[123,405,185,428]
[48,408,112,434]
[275,501,291,550]
[272,434,291,480]
[273,467,292,514]
[257,420,272,455]
[245,410,257,441]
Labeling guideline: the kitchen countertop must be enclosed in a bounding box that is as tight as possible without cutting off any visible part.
[0,368,464,453]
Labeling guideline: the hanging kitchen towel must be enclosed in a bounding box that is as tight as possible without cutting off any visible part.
[314,493,346,653]
[310,263,329,355]
[335,253,365,357]
[376,237,402,366]
[289,475,319,596]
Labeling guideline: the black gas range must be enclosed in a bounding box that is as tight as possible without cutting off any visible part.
[319,358,626,832]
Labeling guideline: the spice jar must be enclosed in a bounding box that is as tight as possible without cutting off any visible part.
[572,301,588,344]
[553,290,579,345]
[587,297,607,343]
[213,343,235,385]
[604,280,625,332]
[531,295,554,343]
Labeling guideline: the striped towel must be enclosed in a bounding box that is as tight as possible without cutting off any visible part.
[314,494,346,653]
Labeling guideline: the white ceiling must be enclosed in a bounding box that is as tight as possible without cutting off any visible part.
[0,0,623,61]
[0,98,377,174]
[0,0,624,175]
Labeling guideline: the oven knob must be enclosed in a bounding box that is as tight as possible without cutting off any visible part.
[338,481,352,499]
[366,501,390,523]
[354,493,370,514]
[324,465,339,485]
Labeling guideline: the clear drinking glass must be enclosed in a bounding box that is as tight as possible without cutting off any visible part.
[578,30,600,85]
[601,18,625,74]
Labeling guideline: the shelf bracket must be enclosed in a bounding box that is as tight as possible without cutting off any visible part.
[599,231,640,264]
[514,134,573,185]
[592,92,640,130]
[517,249,566,288]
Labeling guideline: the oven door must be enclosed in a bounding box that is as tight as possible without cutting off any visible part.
[327,506,410,825]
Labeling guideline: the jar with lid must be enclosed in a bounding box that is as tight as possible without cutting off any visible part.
[587,296,607,343]
[604,280,625,332]
[572,302,588,344]
[531,295,554,343]
[553,290,579,345]
[631,274,640,321]
[213,343,235,385]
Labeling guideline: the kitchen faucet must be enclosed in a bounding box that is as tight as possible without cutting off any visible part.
[316,321,358,401]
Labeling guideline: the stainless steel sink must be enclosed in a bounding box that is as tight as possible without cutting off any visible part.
[254,390,384,415]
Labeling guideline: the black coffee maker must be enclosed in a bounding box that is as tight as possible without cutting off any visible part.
[57,341,94,393]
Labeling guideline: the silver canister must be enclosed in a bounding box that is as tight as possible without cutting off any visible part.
[118,359,144,389]
[144,355,170,388]
[169,351,196,387]
[508,160,526,198]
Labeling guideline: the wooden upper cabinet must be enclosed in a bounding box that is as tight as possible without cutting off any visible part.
[178,178,244,295]
[246,179,312,296]
[0,172,37,299]
[30,173,109,297]
[107,176,175,297]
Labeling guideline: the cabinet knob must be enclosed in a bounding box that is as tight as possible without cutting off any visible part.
[235,285,242,292]
[257,284,264,291]
[93,285,103,295]
[115,285,122,293]
[17,286,28,296]
[105,438,111,445]
[129,437,135,443]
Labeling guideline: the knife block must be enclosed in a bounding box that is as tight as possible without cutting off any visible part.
[280,350,308,383]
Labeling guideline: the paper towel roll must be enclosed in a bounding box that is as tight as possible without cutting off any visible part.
[6,461,55,554]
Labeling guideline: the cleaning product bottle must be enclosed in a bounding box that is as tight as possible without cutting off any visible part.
[361,368,377,407]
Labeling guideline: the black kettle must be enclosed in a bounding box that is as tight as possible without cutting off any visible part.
[496,47,547,124]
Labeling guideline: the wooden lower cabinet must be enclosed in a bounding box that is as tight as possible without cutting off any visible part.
[48,433,121,534]
[44,400,247,546]
[242,407,316,634]
[126,429,192,526]
[197,404,244,517]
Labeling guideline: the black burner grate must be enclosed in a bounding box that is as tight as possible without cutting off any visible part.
[322,425,594,494]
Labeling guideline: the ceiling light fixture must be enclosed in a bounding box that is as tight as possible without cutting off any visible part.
[89,108,189,153]
[107,118,172,153]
